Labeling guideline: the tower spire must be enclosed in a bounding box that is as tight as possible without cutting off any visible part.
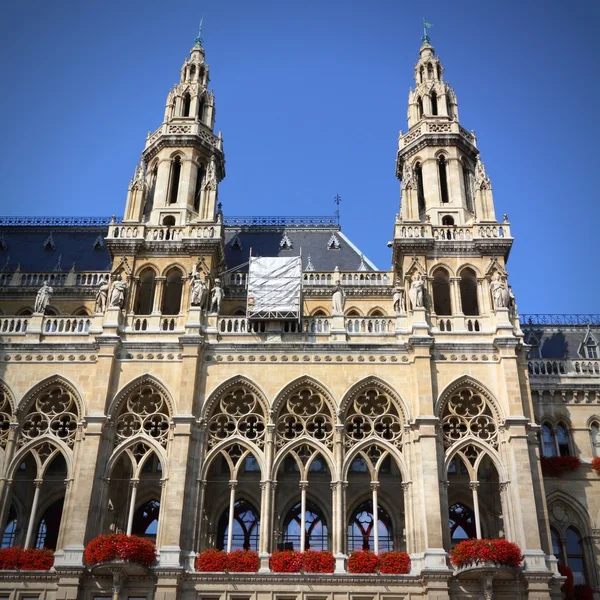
[421,18,433,44]
[194,16,204,47]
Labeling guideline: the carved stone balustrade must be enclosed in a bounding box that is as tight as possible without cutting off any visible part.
[528,359,600,378]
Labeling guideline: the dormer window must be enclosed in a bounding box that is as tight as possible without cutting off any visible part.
[279,232,292,250]
[327,233,340,250]
[230,233,243,251]
[584,335,598,359]
[92,235,105,251]
[43,232,55,251]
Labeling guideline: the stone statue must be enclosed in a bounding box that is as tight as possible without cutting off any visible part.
[190,272,207,308]
[331,284,345,316]
[34,281,53,314]
[475,156,491,190]
[408,273,425,309]
[392,286,406,314]
[402,161,414,190]
[508,285,517,317]
[109,274,129,309]
[490,273,510,309]
[130,162,145,191]
[209,278,224,314]
[205,155,217,191]
[94,277,110,314]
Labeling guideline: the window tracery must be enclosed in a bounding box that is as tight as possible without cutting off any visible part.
[207,387,266,449]
[20,384,80,448]
[441,386,499,449]
[0,387,14,449]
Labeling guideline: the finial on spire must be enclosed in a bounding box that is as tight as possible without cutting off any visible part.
[422,18,433,43]
[194,16,204,47]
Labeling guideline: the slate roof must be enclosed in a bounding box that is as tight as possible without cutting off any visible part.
[522,325,600,360]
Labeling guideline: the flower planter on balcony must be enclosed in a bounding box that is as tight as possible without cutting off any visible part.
[0,547,54,571]
[592,457,600,476]
[347,551,411,574]
[540,456,582,477]
[450,539,523,571]
[195,549,259,572]
[84,534,156,574]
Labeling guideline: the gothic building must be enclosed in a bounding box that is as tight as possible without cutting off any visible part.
[0,29,598,600]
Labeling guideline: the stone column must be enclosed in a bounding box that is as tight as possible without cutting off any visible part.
[125,479,139,535]
[226,480,237,552]
[371,481,380,554]
[450,277,462,314]
[259,423,275,570]
[476,278,485,316]
[0,423,19,540]
[152,277,166,314]
[299,480,308,552]
[24,479,43,548]
[470,481,481,538]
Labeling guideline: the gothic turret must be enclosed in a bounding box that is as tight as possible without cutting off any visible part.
[123,25,225,226]
[396,39,496,224]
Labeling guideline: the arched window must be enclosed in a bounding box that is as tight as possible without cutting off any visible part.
[591,421,600,457]
[144,164,158,219]
[415,162,425,212]
[2,506,17,548]
[217,499,259,551]
[462,161,473,211]
[283,500,328,551]
[565,527,587,584]
[449,503,476,545]
[182,93,191,117]
[431,91,438,115]
[189,65,196,79]
[550,526,562,561]
[438,155,449,204]
[161,268,183,315]
[348,500,393,552]
[132,499,160,540]
[542,423,556,457]
[168,156,182,205]
[135,268,156,315]
[35,498,64,550]
[447,92,454,119]
[436,64,442,79]
[441,215,454,226]
[556,423,571,456]
[198,96,206,122]
[416,97,423,120]
[193,164,205,212]
[460,268,479,316]
[17,308,33,316]
[419,66,424,83]
[432,268,451,316]
[585,337,598,359]
[427,63,433,79]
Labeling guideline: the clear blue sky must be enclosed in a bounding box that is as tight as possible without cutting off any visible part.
[0,0,598,314]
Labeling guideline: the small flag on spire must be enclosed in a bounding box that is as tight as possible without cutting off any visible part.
[194,16,204,47]
[422,18,433,43]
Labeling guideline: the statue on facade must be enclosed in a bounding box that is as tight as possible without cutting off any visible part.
[34,281,53,314]
[392,286,406,314]
[209,278,224,314]
[331,284,345,316]
[402,161,414,190]
[475,156,491,190]
[190,271,207,309]
[205,155,217,191]
[408,273,425,309]
[490,272,510,309]
[94,277,110,314]
[130,161,145,191]
[109,274,129,309]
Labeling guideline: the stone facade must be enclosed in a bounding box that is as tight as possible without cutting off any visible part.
[0,33,598,600]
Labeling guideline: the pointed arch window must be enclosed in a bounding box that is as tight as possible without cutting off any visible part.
[449,503,476,545]
[35,498,64,550]
[182,93,191,117]
[565,527,587,585]
[217,499,259,551]
[416,97,423,120]
[194,163,205,212]
[134,268,156,315]
[459,268,479,316]
[2,506,17,548]
[132,499,160,540]
[283,501,328,551]
[542,423,557,457]
[168,156,182,205]
[591,421,600,457]
[348,500,393,552]
[161,268,183,315]
[585,336,598,359]
[198,96,206,122]
[432,268,451,316]
[556,423,571,456]
[438,155,449,204]
[431,91,438,115]
[419,66,424,83]
[462,161,473,211]
[415,162,425,212]
[427,63,434,79]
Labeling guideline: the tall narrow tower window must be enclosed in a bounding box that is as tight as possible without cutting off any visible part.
[462,162,473,211]
[168,157,182,205]
[431,91,438,115]
[432,268,452,315]
[135,268,156,315]
[162,268,184,315]
[415,162,425,213]
[182,93,191,117]
[427,63,434,79]
[144,165,158,218]
[460,268,479,316]
[198,97,206,122]
[419,66,424,83]
[189,65,196,80]
[194,164,205,212]
[437,64,442,80]
[438,156,449,204]
[417,97,423,120]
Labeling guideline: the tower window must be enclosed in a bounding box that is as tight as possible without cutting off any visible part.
[432,268,451,316]
[182,93,191,117]
[419,66,424,83]
[189,65,196,79]
[460,268,479,316]
[437,64,442,79]
[198,97,206,122]
[194,163,205,212]
[438,155,449,204]
[135,268,156,315]
[431,91,438,115]
[585,337,598,359]
[161,268,183,315]
[417,97,423,120]
[462,161,473,211]
[144,165,157,218]
[427,63,434,79]
[168,157,182,204]
[415,162,425,212]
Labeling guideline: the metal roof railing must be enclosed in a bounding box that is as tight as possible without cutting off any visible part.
[520,314,600,326]
[0,216,122,226]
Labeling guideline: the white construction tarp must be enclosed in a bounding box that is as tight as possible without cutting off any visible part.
[247,256,302,319]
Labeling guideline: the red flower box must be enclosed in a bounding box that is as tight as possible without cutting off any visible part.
[378,551,411,574]
[540,456,581,477]
[302,550,335,573]
[195,548,228,572]
[450,538,523,569]
[226,549,259,572]
[0,547,54,570]
[270,550,304,573]
[574,584,594,600]
[348,550,379,573]
[592,456,600,476]
[84,534,156,567]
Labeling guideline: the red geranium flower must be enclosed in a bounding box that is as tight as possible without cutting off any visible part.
[0,547,54,570]
[450,538,523,568]
[84,534,156,567]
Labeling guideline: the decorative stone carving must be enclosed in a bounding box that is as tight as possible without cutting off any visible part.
[210,278,224,314]
[490,273,509,309]
[34,281,53,314]
[393,286,406,314]
[130,161,145,191]
[475,156,491,190]
[109,274,128,309]
[205,155,217,190]
[331,284,345,316]
[94,277,110,314]
[190,271,207,308]
[408,273,424,309]
[402,161,415,189]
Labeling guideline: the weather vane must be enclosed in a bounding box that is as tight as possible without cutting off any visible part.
[422,18,433,43]
[334,194,341,220]
[194,16,204,47]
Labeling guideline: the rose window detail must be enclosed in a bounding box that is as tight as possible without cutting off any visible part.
[115,385,171,447]
[0,390,14,448]
[20,385,79,447]
[276,388,333,447]
[441,388,498,449]
[345,388,403,447]
[207,388,266,448]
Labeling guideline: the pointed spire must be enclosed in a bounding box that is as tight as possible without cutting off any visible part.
[194,16,204,47]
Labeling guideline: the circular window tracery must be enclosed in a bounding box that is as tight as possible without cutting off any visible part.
[345,388,403,447]
[441,387,498,449]
[115,384,170,447]
[207,387,266,448]
[276,387,333,448]
[20,385,79,447]
[0,389,14,448]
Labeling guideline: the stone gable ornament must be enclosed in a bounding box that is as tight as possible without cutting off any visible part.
[34,281,53,314]
[94,277,110,314]
[210,278,224,314]
[408,273,425,309]
[109,273,129,309]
